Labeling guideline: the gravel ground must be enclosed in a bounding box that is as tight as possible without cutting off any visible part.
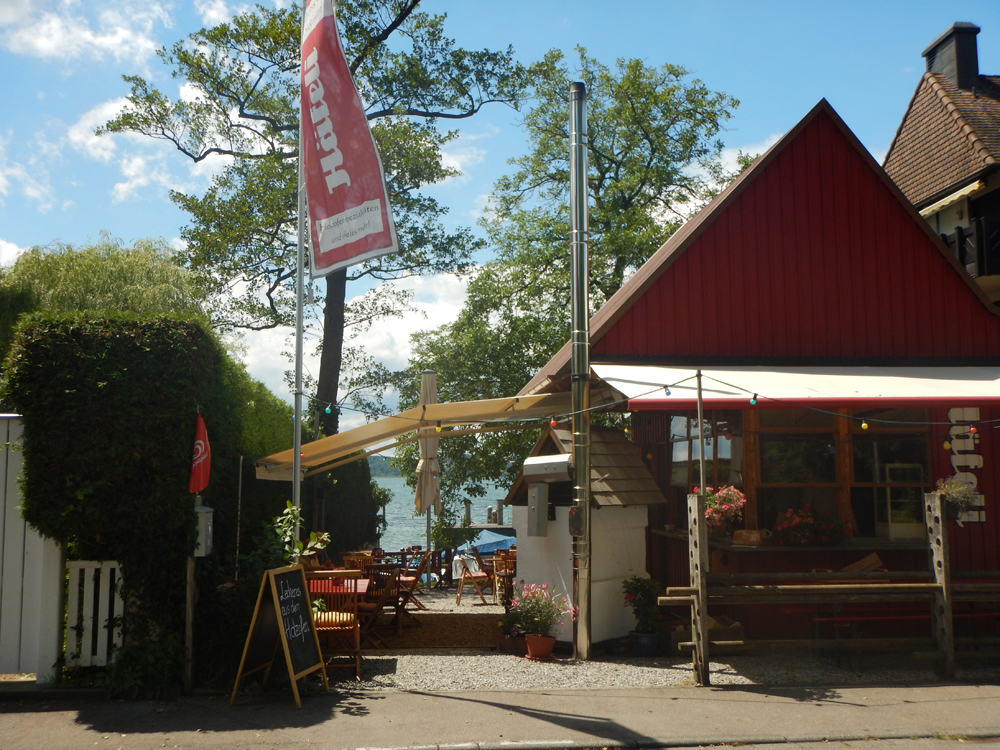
[322,588,1000,692]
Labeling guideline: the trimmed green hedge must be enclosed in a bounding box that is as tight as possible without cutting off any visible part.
[1,314,291,695]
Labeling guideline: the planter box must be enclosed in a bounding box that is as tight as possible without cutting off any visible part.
[669,615,744,654]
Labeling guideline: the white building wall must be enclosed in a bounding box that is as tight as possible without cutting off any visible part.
[511,503,649,643]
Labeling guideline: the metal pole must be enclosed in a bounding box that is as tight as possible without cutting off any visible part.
[569,81,591,660]
[292,1,306,516]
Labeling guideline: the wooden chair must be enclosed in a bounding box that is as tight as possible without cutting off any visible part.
[398,551,432,614]
[342,553,374,575]
[471,547,499,601]
[306,570,361,680]
[456,557,494,605]
[358,566,401,648]
[493,551,516,607]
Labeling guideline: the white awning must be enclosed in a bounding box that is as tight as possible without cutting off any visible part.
[255,386,623,481]
[592,364,1000,411]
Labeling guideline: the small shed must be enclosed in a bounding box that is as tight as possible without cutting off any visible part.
[504,424,667,643]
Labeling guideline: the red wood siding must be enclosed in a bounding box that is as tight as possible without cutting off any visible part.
[593,110,1000,362]
[932,406,1000,572]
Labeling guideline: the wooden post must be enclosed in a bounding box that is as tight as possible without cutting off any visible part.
[925,492,954,678]
[688,492,710,685]
[184,555,195,694]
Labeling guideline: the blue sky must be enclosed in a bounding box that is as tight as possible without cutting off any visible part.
[2,0,999,423]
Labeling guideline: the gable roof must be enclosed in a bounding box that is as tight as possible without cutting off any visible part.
[522,99,1000,396]
[883,71,1000,207]
[503,424,667,508]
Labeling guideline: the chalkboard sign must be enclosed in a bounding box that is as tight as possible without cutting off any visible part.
[230,565,328,708]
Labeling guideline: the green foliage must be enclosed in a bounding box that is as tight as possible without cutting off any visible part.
[508,582,575,638]
[101,2,528,416]
[0,235,204,322]
[273,501,330,563]
[936,475,977,511]
[399,49,739,509]
[314,457,389,559]
[1,314,293,695]
[622,575,661,633]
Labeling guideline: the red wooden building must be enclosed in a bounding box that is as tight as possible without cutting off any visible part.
[521,100,1000,637]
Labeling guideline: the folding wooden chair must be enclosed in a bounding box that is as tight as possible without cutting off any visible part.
[456,557,494,605]
[358,567,401,647]
[398,550,432,614]
[306,570,361,680]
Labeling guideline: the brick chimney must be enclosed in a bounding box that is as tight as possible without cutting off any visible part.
[922,22,981,91]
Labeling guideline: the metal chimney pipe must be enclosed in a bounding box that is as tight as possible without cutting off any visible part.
[569,80,592,660]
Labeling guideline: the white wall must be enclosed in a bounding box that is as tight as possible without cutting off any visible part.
[511,503,650,643]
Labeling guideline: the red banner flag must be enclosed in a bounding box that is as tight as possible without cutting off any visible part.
[301,0,399,277]
[189,412,211,494]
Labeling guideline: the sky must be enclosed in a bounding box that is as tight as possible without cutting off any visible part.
[2,0,1000,430]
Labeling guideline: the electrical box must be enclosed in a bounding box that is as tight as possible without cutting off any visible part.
[195,505,214,557]
[527,483,549,537]
[522,453,573,483]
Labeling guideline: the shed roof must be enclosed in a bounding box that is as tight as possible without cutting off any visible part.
[504,424,667,508]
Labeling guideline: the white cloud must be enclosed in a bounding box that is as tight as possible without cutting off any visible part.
[349,274,469,372]
[110,152,194,202]
[194,0,238,26]
[0,0,168,69]
[0,238,28,265]
[440,144,487,182]
[0,132,54,210]
[65,98,129,162]
[0,0,34,27]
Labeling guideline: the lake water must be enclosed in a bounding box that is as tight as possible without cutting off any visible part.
[373,476,510,551]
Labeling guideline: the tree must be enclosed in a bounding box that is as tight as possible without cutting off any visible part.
[0,234,205,321]
[100,1,528,432]
[399,48,740,509]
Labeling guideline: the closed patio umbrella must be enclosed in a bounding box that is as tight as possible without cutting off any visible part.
[414,370,442,516]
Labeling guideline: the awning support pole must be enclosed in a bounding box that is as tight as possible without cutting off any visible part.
[292,5,306,519]
[569,81,591,660]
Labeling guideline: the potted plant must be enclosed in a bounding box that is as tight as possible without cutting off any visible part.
[497,609,527,656]
[622,575,661,656]
[772,505,849,546]
[694,485,746,534]
[508,583,575,660]
[935,476,977,526]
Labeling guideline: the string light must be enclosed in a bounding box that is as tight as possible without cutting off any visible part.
[970,426,978,434]
[663,386,671,396]
[550,417,557,427]
[325,405,332,414]
[750,394,757,406]
[435,422,442,433]
[861,419,868,430]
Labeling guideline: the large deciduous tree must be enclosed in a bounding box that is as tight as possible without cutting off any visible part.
[399,49,740,514]
[100,1,528,432]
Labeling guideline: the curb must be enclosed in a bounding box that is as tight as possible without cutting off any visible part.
[356,729,1000,750]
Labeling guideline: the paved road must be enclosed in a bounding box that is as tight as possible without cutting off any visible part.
[2,682,1000,750]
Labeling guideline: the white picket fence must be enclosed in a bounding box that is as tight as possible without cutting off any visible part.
[65,561,124,667]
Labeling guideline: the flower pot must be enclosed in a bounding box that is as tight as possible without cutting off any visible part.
[512,635,528,657]
[629,631,659,657]
[524,634,556,660]
[497,633,514,654]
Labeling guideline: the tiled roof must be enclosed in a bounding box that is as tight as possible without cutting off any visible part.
[884,72,1000,206]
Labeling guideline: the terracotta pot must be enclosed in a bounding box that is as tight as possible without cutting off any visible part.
[525,634,556,660]
[513,635,528,657]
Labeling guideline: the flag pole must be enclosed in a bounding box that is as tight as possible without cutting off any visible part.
[292,0,307,517]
